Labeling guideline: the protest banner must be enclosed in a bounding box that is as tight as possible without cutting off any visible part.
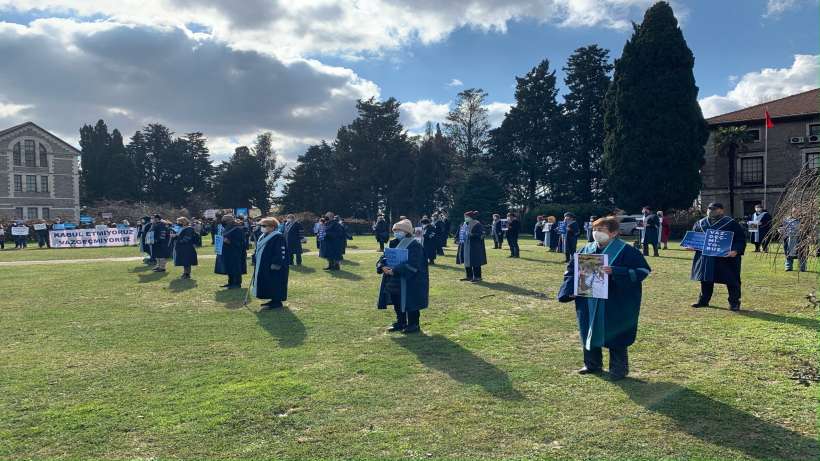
[384,248,408,267]
[204,209,218,219]
[33,223,47,231]
[11,226,29,236]
[102,212,113,219]
[50,227,137,248]
[80,215,93,224]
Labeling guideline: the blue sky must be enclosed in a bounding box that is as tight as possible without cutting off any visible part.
[0,0,817,161]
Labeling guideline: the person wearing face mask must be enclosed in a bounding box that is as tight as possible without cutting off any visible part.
[506,212,521,258]
[456,211,488,282]
[558,216,651,380]
[320,212,345,271]
[689,203,747,311]
[563,212,580,263]
[283,214,304,266]
[373,215,389,252]
[252,217,289,309]
[433,213,446,255]
[641,206,660,257]
[149,214,171,273]
[491,214,504,249]
[420,218,437,265]
[137,216,154,265]
[171,217,198,279]
[782,208,807,272]
[214,214,248,288]
[749,203,772,253]
[376,219,429,333]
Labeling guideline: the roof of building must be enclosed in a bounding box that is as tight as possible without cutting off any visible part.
[706,88,820,125]
[0,121,81,154]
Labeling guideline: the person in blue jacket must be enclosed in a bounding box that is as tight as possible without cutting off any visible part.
[559,216,651,380]
[376,219,429,334]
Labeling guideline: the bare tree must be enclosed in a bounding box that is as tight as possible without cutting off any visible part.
[444,88,490,168]
[766,166,818,271]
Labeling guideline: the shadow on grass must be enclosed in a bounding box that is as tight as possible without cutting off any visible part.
[340,258,360,266]
[168,277,197,292]
[393,334,524,401]
[129,264,153,273]
[137,270,169,283]
[517,256,566,264]
[255,307,306,347]
[214,287,247,309]
[614,378,819,460]
[477,281,551,300]
[328,269,364,281]
[291,264,316,274]
[704,306,820,332]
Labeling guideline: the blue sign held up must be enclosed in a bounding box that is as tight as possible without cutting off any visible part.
[703,229,734,257]
[558,222,567,234]
[79,215,93,224]
[680,231,706,250]
[235,208,249,218]
[52,223,66,230]
[214,234,224,255]
[383,248,408,267]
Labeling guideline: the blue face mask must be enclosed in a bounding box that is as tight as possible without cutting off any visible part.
[394,231,406,239]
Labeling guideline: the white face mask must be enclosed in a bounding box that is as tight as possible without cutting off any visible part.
[593,231,611,245]
[394,231,406,239]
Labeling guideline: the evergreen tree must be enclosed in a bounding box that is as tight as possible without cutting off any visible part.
[603,1,708,211]
[280,141,336,213]
[105,128,138,200]
[127,130,151,201]
[214,146,269,211]
[452,167,508,223]
[79,119,111,203]
[563,45,613,202]
[252,132,285,214]
[182,132,214,198]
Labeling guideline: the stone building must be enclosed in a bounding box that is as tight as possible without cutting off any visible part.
[0,122,80,222]
[702,88,820,216]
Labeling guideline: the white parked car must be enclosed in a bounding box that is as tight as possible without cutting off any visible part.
[617,215,646,236]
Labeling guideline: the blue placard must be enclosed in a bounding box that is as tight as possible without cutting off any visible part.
[235,208,249,217]
[680,231,706,250]
[64,223,77,229]
[384,248,408,267]
[703,229,734,257]
[52,223,66,230]
[558,222,567,234]
[214,234,223,255]
[172,225,182,234]
[116,224,128,229]
[79,215,93,224]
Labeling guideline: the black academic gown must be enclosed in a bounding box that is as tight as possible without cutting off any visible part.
[320,220,345,261]
[252,232,289,301]
[377,238,429,312]
[150,222,171,259]
[172,226,199,266]
[456,221,487,267]
[215,225,247,276]
[422,225,437,261]
[284,220,304,256]
[690,217,746,285]
[374,220,389,244]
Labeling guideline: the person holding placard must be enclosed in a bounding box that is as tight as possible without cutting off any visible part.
[214,214,247,288]
[252,217,289,309]
[456,211,487,282]
[376,219,429,333]
[320,212,345,271]
[34,220,49,248]
[506,212,520,258]
[534,216,546,246]
[558,216,651,380]
[563,213,580,263]
[420,218,437,265]
[171,217,198,279]
[149,215,171,272]
[137,216,154,265]
[749,204,772,253]
[0,224,5,250]
[689,203,746,311]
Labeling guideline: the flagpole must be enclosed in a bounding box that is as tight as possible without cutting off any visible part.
[763,106,768,209]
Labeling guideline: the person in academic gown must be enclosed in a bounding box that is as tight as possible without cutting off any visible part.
[252,217,289,309]
[641,206,660,257]
[750,204,772,253]
[35,220,49,248]
[433,213,446,255]
[338,217,352,259]
[150,214,171,272]
[320,212,345,271]
[558,216,651,380]
[782,208,808,272]
[659,211,671,250]
[374,215,389,252]
[546,216,559,252]
[506,212,521,258]
[420,218,437,265]
[137,216,154,265]
[441,213,451,247]
[214,214,248,288]
[689,202,747,311]
[534,216,546,246]
[376,219,429,334]
[456,210,487,282]
[491,214,504,249]
[171,217,198,279]
[563,212,580,263]
[283,214,305,266]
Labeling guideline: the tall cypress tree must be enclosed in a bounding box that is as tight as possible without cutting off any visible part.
[603,1,707,211]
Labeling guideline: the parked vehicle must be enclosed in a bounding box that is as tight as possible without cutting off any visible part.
[617,215,645,236]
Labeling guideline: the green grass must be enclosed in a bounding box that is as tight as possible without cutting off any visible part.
[0,237,817,459]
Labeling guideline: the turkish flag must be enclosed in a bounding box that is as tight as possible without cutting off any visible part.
[765,110,774,129]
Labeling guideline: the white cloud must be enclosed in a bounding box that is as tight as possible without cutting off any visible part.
[400,100,451,131]
[699,54,820,118]
[764,0,798,17]
[447,78,464,87]
[485,102,512,127]
[0,101,32,118]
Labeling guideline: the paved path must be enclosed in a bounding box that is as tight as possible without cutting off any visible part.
[0,249,380,266]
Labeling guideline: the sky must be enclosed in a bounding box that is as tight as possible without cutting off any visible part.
[0,0,818,164]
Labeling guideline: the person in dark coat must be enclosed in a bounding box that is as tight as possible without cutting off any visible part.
[171,217,198,279]
[441,213,450,247]
[214,214,247,288]
[282,214,305,266]
[338,217,352,259]
[558,216,651,380]
[150,215,171,272]
[373,215,389,252]
[641,206,660,257]
[506,212,521,258]
[546,216,559,252]
[749,204,772,253]
[534,215,546,246]
[137,216,154,264]
[320,212,345,271]
[420,218,437,265]
[491,214,504,249]
[252,217,289,309]
[377,219,429,334]
[35,220,49,248]
[456,211,488,282]
[433,213,446,255]
[689,202,747,311]
[563,212,580,263]
[659,211,671,250]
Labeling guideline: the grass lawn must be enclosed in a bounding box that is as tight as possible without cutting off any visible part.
[0,236,817,459]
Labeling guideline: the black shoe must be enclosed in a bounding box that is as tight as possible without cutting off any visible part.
[403,324,421,334]
[729,304,741,312]
[227,284,241,289]
[471,278,482,283]
[323,267,332,271]
[577,367,602,375]
[152,268,166,272]
[261,301,282,309]
[387,323,406,333]
[459,277,471,281]
[220,283,231,288]
[691,302,708,308]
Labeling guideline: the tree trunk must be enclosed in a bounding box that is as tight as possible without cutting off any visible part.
[727,149,736,216]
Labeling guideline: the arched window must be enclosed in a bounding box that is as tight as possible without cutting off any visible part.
[39,143,48,168]
[24,140,35,166]
[12,142,21,166]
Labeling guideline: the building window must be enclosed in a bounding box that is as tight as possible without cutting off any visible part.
[808,123,820,137]
[39,143,48,168]
[40,176,49,193]
[42,208,50,220]
[747,129,760,142]
[13,175,22,192]
[24,140,36,167]
[740,157,764,185]
[13,142,21,166]
[27,207,38,220]
[806,152,820,170]
[14,207,23,219]
[26,175,37,192]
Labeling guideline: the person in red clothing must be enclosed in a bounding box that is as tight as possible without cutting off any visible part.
[659,211,671,250]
